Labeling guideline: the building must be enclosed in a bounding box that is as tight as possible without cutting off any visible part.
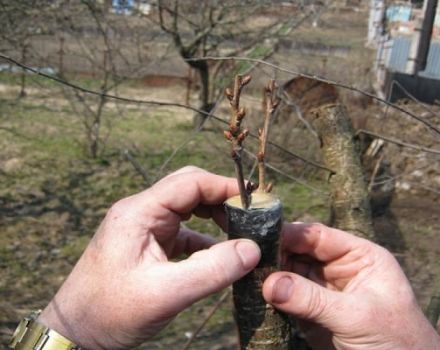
[372,0,440,103]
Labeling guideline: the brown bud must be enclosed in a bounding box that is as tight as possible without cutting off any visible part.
[237,130,248,143]
[241,75,252,86]
[257,151,264,161]
[225,88,233,100]
[237,107,246,120]
[258,128,263,137]
[266,182,273,192]
[229,125,238,135]
[224,130,232,140]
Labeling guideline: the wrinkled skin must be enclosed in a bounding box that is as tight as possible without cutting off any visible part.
[39,167,261,349]
[263,223,440,350]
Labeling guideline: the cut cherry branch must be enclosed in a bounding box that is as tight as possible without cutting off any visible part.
[257,79,279,193]
[224,76,292,349]
[224,74,252,209]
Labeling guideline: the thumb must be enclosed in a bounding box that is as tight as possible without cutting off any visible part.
[150,239,260,315]
[263,272,347,328]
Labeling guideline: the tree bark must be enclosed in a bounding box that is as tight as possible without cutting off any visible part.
[283,76,375,240]
[192,61,214,129]
[310,102,375,239]
[225,193,292,349]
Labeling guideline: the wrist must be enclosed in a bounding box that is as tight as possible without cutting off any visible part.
[39,300,102,350]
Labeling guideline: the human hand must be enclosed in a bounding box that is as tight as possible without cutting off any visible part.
[262,223,440,350]
[38,167,261,350]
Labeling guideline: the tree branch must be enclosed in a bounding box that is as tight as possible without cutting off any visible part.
[358,129,440,156]
[224,75,252,209]
[186,56,440,136]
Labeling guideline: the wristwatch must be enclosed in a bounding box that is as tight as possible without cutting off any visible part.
[10,310,81,350]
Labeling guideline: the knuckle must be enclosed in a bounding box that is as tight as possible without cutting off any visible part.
[304,284,328,320]
[179,165,203,173]
[107,199,127,220]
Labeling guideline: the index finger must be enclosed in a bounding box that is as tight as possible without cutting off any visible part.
[151,167,239,214]
[281,223,369,262]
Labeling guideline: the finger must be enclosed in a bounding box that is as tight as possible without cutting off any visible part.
[146,239,260,316]
[193,204,228,232]
[108,169,238,242]
[152,171,238,213]
[262,271,349,329]
[167,227,217,258]
[281,222,367,262]
[159,166,208,182]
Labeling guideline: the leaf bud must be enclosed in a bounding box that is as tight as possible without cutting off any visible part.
[225,88,234,100]
[229,125,238,135]
[237,107,246,120]
[241,75,252,86]
[237,130,248,143]
[223,130,232,140]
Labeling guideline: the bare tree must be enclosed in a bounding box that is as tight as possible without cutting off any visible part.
[0,0,56,98]
[52,0,153,158]
[155,0,312,127]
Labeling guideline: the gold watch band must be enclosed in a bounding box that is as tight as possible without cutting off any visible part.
[10,310,81,350]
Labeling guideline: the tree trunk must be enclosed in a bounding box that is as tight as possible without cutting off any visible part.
[192,61,214,129]
[310,102,375,239]
[225,193,292,349]
[283,76,375,239]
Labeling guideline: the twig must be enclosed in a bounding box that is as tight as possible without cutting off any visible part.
[181,290,231,350]
[155,99,220,180]
[242,148,328,196]
[0,53,333,173]
[123,149,150,185]
[368,153,385,192]
[280,90,318,138]
[224,75,252,209]
[358,129,440,156]
[186,56,440,136]
[257,79,279,192]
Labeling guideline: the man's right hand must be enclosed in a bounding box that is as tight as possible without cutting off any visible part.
[262,223,440,350]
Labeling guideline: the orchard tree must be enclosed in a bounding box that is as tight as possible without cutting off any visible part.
[155,0,316,126]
